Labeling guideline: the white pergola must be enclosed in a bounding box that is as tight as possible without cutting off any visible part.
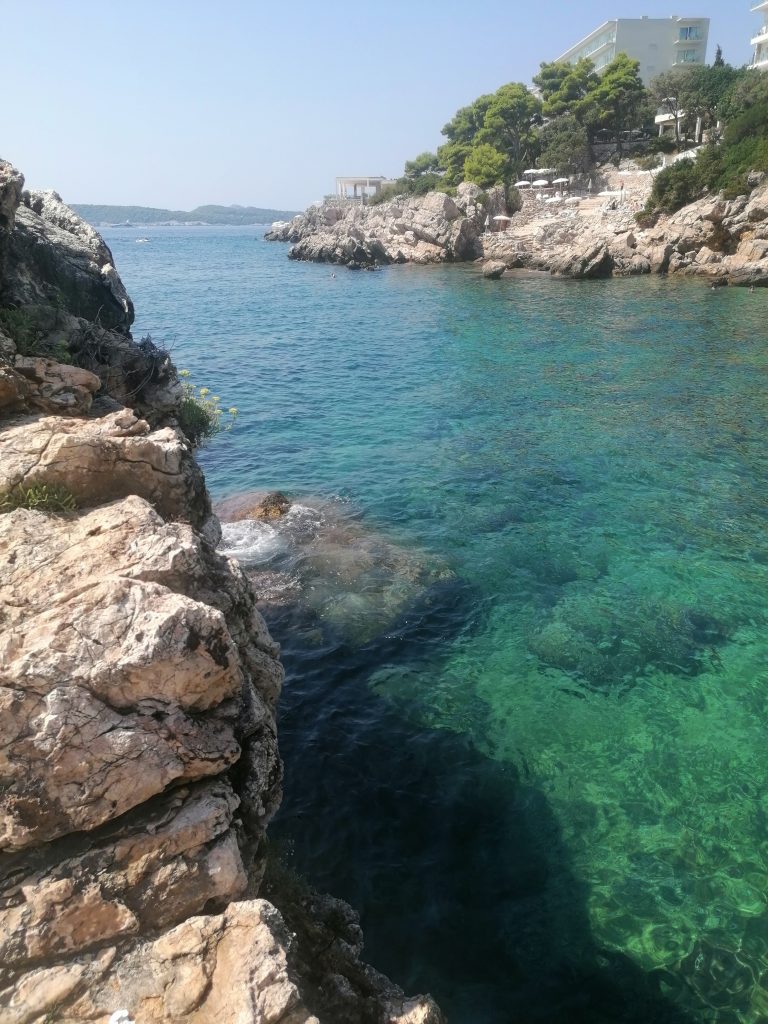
[335,176,389,200]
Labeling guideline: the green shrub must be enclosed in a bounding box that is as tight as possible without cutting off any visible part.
[636,153,661,171]
[368,182,407,206]
[0,483,77,515]
[177,370,237,447]
[647,135,676,155]
[0,307,72,363]
[0,308,37,353]
[506,184,522,213]
[640,159,703,216]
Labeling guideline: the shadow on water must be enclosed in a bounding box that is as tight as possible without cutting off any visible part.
[265,584,697,1024]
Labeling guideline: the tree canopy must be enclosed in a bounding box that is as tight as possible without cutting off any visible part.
[533,58,599,119]
[386,51,758,201]
[463,144,509,188]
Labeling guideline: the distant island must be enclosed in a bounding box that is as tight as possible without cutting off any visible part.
[72,203,298,226]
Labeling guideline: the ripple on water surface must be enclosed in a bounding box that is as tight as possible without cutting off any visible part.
[105,227,768,1023]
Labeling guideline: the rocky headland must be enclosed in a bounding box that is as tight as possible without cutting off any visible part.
[0,159,443,1024]
[266,169,768,286]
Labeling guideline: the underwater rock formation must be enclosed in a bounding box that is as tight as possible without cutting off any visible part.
[217,492,456,646]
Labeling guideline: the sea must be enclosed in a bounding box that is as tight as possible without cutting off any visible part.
[103,224,768,1024]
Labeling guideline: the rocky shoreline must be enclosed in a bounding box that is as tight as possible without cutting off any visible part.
[266,173,768,286]
[0,159,443,1024]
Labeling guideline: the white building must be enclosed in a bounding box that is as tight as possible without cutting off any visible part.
[751,2,768,70]
[554,16,710,83]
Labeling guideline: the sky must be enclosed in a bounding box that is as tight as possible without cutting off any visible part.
[1,0,756,210]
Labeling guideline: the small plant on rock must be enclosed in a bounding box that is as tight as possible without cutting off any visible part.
[0,483,78,515]
[0,306,72,363]
[177,369,237,447]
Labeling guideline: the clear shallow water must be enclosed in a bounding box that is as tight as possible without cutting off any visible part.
[106,226,768,1023]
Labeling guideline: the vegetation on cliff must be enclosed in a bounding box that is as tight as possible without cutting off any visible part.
[374,48,764,208]
[642,74,768,217]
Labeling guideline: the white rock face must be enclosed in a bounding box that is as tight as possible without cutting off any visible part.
[266,190,488,266]
[0,408,209,524]
[270,178,768,286]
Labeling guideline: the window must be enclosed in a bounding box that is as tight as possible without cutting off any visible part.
[679,26,699,41]
[676,49,699,63]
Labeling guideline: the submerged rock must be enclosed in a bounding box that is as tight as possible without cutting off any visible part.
[218,489,292,521]
[529,590,730,688]
[218,492,455,645]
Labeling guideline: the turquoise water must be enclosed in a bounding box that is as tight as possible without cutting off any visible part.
[106,226,768,1023]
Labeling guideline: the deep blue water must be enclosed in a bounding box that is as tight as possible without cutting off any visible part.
[105,226,768,1024]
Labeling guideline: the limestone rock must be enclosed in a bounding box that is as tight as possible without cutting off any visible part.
[0,782,245,975]
[482,260,507,279]
[0,496,281,851]
[5,191,133,330]
[272,190,485,267]
[0,364,30,414]
[0,408,211,525]
[0,161,24,234]
[551,239,613,279]
[13,355,100,414]
[0,901,319,1024]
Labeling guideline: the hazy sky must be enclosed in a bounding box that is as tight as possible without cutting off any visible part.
[2,1,756,210]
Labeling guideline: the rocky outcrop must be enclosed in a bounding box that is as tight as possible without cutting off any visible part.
[482,260,506,280]
[269,168,768,285]
[0,159,443,1024]
[7,189,133,330]
[0,160,178,423]
[485,180,768,284]
[265,186,504,267]
[0,409,213,530]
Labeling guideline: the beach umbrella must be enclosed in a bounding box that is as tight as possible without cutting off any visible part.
[514,180,531,187]
[536,168,557,175]
[523,169,539,177]
[492,215,513,220]
[532,179,550,187]
[552,177,570,185]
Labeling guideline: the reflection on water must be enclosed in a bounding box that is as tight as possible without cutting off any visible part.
[106,227,768,1023]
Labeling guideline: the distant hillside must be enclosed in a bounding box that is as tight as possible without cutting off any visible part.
[72,203,298,226]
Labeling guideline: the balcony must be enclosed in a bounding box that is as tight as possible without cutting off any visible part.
[752,53,768,69]
[751,25,768,46]
[752,1,768,10]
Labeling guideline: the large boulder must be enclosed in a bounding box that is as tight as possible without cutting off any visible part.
[0,408,211,526]
[0,497,282,853]
[12,355,100,415]
[482,260,507,279]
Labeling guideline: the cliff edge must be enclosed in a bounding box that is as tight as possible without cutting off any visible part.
[0,159,443,1024]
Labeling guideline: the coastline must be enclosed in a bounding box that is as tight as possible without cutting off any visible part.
[0,158,443,1024]
[266,169,768,287]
